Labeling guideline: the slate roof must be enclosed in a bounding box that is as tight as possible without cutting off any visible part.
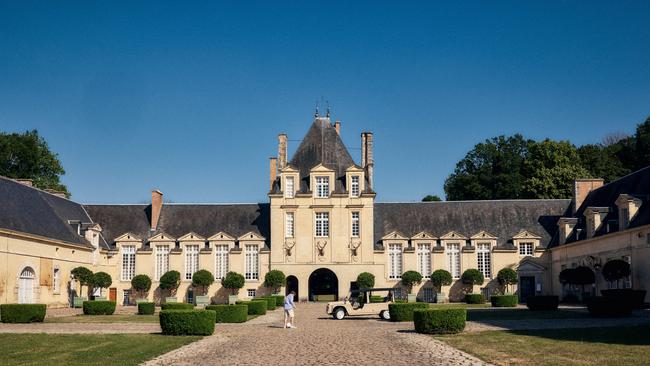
[0,176,97,248]
[374,200,571,250]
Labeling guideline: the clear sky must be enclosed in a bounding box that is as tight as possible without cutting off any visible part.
[1,1,649,204]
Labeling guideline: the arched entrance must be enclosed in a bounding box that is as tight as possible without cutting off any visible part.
[308,268,338,301]
[18,267,35,304]
[286,275,299,300]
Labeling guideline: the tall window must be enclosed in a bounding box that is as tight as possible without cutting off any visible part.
[350,176,360,197]
[519,242,534,256]
[315,176,330,198]
[155,245,170,280]
[285,176,294,198]
[185,245,199,280]
[315,212,329,237]
[351,212,360,237]
[388,244,403,279]
[53,268,60,293]
[285,212,295,238]
[214,244,229,280]
[121,245,136,281]
[245,244,259,280]
[447,243,461,279]
[417,243,431,278]
[477,243,491,278]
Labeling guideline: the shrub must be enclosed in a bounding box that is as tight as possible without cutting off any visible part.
[413,308,466,334]
[237,300,267,315]
[559,268,573,284]
[490,295,518,307]
[496,268,518,294]
[602,260,631,288]
[256,297,277,310]
[131,274,152,298]
[221,272,245,295]
[526,296,559,311]
[192,270,215,296]
[71,266,94,296]
[159,310,216,335]
[161,303,195,311]
[82,301,116,315]
[430,270,452,292]
[461,269,484,293]
[138,302,155,315]
[601,289,646,309]
[205,305,248,323]
[465,294,485,304]
[93,272,112,296]
[271,295,285,306]
[573,266,595,285]
[356,272,376,290]
[0,304,46,323]
[388,302,429,322]
[586,296,634,317]
[264,270,286,294]
[370,295,384,303]
[401,271,423,294]
[159,270,181,297]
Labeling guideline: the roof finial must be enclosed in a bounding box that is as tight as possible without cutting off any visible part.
[326,101,330,118]
[314,103,319,118]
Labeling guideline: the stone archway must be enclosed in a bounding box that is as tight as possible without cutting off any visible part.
[308,268,338,301]
[286,275,299,300]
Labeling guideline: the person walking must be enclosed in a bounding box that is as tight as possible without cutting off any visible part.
[284,290,297,329]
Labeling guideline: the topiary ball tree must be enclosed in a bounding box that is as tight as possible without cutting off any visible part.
[430,269,453,293]
[192,270,215,296]
[401,271,423,295]
[131,274,152,299]
[496,268,518,294]
[222,271,245,295]
[602,259,631,288]
[71,266,94,297]
[93,272,112,296]
[461,269,484,294]
[159,270,181,298]
[264,270,286,294]
[356,272,376,290]
[559,268,575,285]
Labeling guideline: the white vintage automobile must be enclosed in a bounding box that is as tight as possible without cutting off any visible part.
[326,288,395,320]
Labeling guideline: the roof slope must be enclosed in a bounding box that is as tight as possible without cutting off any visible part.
[374,200,571,249]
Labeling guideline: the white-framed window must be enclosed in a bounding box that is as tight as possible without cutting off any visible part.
[245,244,259,280]
[185,244,200,280]
[315,176,330,198]
[285,176,295,198]
[285,212,295,238]
[447,243,461,279]
[155,245,170,281]
[350,175,360,197]
[417,243,431,278]
[53,267,60,294]
[422,287,434,302]
[315,212,329,237]
[214,244,229,280]
[121,245,136,281]
[477,242,491,278]
[388,244,403,279]
[247,289,256,298]
[519,242,534,256]
[351,212,360,237]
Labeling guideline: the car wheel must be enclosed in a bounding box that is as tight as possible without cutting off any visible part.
[333,308,346,320]
[380,310,390,320]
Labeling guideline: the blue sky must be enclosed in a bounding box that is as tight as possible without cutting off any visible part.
[1,1,649,203]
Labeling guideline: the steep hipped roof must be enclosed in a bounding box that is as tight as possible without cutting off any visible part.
[0,176,95,248]
[374,200,571,250]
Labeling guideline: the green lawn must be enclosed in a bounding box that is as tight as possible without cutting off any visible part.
[465,308,587,321]
[0,334,201,366]
[436,325,650,366]
[46,314,159,323]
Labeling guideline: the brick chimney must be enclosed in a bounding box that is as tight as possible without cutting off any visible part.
[573,178,604,213]
[334,121,341,135]
[151,190,163,231]
[278,134,287,169]
[269,157,277,191]
[15,179,33,187]
[361,132,374,190]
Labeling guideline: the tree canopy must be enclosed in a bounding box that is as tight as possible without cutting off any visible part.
[401,270,423,294]
[264,270,286,294]
[356,272,376,289]
[221,272,245,295]
[422,195,442,202]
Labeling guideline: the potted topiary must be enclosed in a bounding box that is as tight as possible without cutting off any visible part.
[131,274,152,303]
[573,266,595,301]
[600,260,645,308]
[401,270,423,303]
[461,269,484,303]
[71,266,94,307]
[92,272,112,300]
[192,269,214,306]
[159,270,181,303]
[496,268,518,294]
[430,269,452,303]
[264,270,286,295]
[222,271,245,305]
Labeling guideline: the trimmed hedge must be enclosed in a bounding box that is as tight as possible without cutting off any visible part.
[205,304,248,323]
[256,297,277,310]
[82,301,116,315]
[0,304,46,323]
[490,295,518,307]
[237,300,268,315]
[161,303,194,311]
[138,302,155,315]
[388,302,429,322]
[526,296,559,311]
[370,295,384,303]
[159,310,216,335]
[601,289,646,309]
[465,294,484,304]
[271,295,285,307]
[413,308,466,334]
[586,296,634,317]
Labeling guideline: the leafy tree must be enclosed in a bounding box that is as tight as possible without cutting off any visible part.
[192,270,214,296]
[628,117,650,171]
[461,269,484,294]
[430,269,452,293]
[71,267,94,297]
[264,270,286,294]
[356,272,376,289]
[422,195,442,202]
[602,260,630,289]
[221,272,245,295]
[159,270,181,298]
[578,144,629,183]
[93,272,112,296]
[0,129,69,196]
[131,274,152,299]
[496,268,518,294]
[401,271,423,294]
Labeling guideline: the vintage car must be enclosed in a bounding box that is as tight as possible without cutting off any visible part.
[326,288,395,320]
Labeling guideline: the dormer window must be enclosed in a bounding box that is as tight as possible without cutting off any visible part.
[350,176,360,197]
[519,242,534,256]
[616,194,642,231]
[285,176,295,198]
[315,176,330,198]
